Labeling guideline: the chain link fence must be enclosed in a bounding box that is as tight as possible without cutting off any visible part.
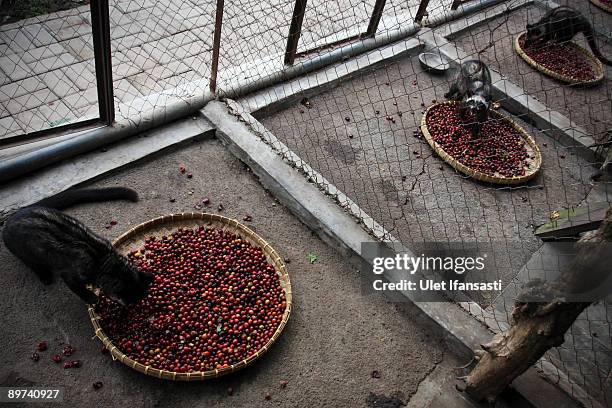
[1,0,610,405]
[0,2,98,146]
[244,1,609,406]
[108,0,214,121]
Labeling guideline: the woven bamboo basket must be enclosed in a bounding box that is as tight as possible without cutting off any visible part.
[514,33,605,86]
[590,0,612,13]
[87,212,292,381]
[420,101,542,185]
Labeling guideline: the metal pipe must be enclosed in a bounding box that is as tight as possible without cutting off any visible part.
[222,21,420,100]
[426,0,509,27]
[209,0,225,93]
[0,92,214,184]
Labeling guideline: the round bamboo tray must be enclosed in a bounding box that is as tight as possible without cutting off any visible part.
[88,212,292,381]
[514,33,605,86]
[590,0,612,13]
[420,101,542,185]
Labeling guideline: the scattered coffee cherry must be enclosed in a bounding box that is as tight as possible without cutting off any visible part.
[398,112,403,117]
[37,341,48,352]
[110,221,117,226]
[426,104,530,178]
[280,380,288,389]
[412,80,418,86]
[52,355,62,363]
[265,393,272,401]
[31,352,40,362]
[63,362,72,369]
[179,165,186,174]
[217,204,224,212]
[63,345,75,356]
[93,382,103,390]
[519,34,596,82]
[95,227,286,373]
[371,370,381,378]
[560,154,566,159]
[345,117,351,122]
[284,258,291,264]
[227,387,234,396]
[169,198,176,203]
[187,173,193,179]
[243,215,253,222]
[348,134,354,139]
[70,360,81,368]
[202,198,210,206]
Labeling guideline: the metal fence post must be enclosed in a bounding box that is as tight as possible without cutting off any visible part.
[451,0,463,10]
[414,0,430,23]
[365,0,387,37]
[285,0,308,65]
[90,0,114,125]
[210,0,225,93]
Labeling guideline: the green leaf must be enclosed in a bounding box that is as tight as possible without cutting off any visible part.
[307,252,318,264]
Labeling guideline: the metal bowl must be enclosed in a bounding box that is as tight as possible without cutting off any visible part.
[419,52,450,74]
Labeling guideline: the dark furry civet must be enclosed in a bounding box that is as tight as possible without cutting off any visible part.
[444,59,492,136]
[525,6,612,66]
[2,187,152,305]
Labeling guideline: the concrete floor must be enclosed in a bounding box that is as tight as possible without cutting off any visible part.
[0,137,463,407]
[261,51,594,295]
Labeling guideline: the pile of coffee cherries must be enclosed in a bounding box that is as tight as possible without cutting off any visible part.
[519,34,596,82]
[425,103,531,177]
[95,226,287,373]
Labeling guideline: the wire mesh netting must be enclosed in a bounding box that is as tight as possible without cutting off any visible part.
[1,0,611,405]
[230,1,609,406]
[108,0,214,121]
[0,2,98,142]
